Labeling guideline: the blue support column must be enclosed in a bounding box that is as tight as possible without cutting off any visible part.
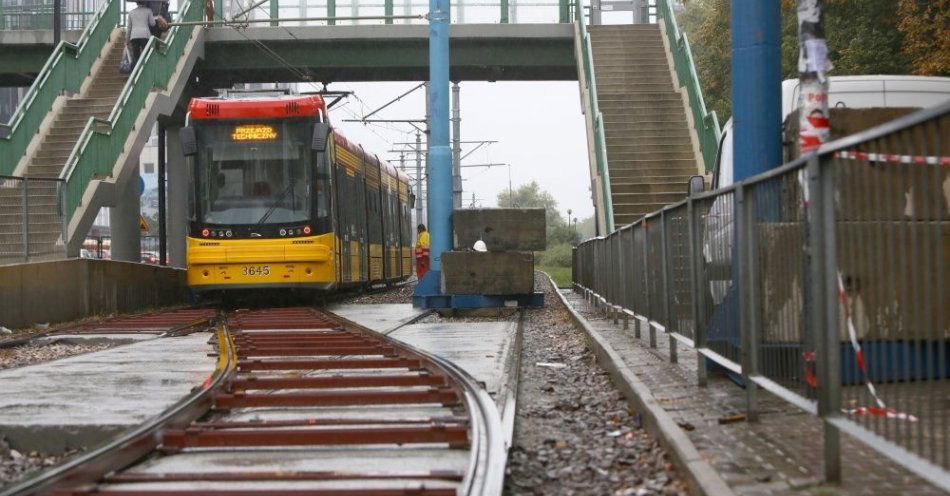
[731,0,782,181]
[413,0,452,308]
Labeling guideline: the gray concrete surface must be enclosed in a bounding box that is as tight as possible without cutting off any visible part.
[390,321,517,401]
[560,287,946,495]
[328,303,427,334]
[110,169,142,263]
[453,208,546,251]
[0,333,214,452]
[0,259,188,330]
[110,449,468,492]
[441,252,535,295]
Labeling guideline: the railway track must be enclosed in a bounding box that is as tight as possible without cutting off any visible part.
[3,307,506,496]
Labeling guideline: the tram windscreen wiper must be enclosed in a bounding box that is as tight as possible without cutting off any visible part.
[255,183,294,226]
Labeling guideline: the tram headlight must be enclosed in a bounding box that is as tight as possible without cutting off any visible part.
[201,228,210,237]
[280,229,287,236]
[303,225,312,235]
[225,230,232,238]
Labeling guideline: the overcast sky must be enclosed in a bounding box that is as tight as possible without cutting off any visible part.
[321,81,595,221]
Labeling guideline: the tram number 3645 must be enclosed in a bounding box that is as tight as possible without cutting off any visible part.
[242,265,271,276]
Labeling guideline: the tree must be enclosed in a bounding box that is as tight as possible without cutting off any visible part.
[496,181,576,247]
[678,0,914,122]
[896,0,950,75]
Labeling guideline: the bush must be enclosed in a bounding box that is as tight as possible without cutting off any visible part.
[537,243,573,268]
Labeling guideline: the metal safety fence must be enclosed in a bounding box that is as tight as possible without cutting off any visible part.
[572,102,950,490]
[0,175,67,264]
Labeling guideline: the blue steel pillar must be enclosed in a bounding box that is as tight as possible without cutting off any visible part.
[731,0,782,180]
[413,0,451,308]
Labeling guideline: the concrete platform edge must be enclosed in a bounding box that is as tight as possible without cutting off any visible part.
[547,275,734,496]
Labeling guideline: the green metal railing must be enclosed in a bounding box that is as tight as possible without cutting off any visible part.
[575,0,613,232]
[0,0,105,30]
[655,0,720,172]
[216,0,573,25]
[60,0,202,220]
[0,0,118,177]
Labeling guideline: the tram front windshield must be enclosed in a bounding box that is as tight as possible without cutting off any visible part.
[195,119,311,226]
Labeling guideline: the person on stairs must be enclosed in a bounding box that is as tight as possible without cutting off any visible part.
[127,2,156,68]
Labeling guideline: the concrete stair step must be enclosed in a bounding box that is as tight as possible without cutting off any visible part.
[597,75,674,85]
[606,139,694,149]
[608,150,696,161]
[608,166,696,177]
[601,109,687,121]
[610,182,687,194]
[604,133,692,144]
[596,82,676,91]
[612,191,686,203]
[609,158,696,167]
[603,122,690,133]
[29,156,69,167]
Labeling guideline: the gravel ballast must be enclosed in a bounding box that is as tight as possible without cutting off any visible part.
[505,274,687,496]
[0,438,81,488]
[0,341,116,370]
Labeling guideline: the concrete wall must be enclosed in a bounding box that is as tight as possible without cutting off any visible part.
[0,259,188,329]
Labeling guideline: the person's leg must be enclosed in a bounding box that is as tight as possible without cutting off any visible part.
[130,39,146,66]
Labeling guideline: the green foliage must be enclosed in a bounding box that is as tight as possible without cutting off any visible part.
[497,181,579,246]
[540,265,572,288]
[538,243,573,268]
[678,0,914,123]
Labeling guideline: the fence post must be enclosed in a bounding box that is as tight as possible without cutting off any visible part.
[500,0,509,23]
[559,0,569,23]
[385,0,393,24]
[643,220,656,348]
[21,178,29,262]
[737,184,759,421]
[806,155,841,482]
[59,180,67,257]
[660,209,677,362]
[328,0,336,25]
[269,0,278,26]
[688,197,707,387]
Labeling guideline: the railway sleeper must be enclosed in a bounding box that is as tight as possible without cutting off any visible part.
[160,424,471,450]
[236,357,424,371]
[236,345,396,357]
[229,373,448,390]
[103,469,466,483]
[192,415,470,429]
[213,387,461,409]
[54,487,459,495]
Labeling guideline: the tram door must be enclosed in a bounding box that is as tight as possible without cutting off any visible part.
[336,164,351,283]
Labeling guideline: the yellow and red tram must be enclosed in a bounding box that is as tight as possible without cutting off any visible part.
[180,94,413,291]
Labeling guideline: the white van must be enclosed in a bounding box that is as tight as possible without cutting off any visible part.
[714,75,950,189]
[702,75,950,306]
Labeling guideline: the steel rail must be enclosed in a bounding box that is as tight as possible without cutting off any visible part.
[316,309,508,495]
[4,307,506,495]
[0,325,235,496]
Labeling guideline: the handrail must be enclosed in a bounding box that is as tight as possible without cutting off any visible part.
[575,0,614,232]
[654,0,720,172]
[0,0,118,177]
[59,0,201,222]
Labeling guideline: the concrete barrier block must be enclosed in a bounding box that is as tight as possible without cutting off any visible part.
[441,251,535,295]
[453,208,546,251]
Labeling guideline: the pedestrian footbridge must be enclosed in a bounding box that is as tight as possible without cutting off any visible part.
[0,0,713,263]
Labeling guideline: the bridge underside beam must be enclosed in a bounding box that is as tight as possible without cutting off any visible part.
[0,24,576,87]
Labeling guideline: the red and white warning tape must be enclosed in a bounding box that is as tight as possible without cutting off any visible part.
[834,150,950,166]
[836,271,918,422]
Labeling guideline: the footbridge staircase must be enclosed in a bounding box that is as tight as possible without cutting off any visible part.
[576,0,721,233]
[0,0,205,259]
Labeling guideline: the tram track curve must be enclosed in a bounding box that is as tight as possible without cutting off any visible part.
[2,307,506,496]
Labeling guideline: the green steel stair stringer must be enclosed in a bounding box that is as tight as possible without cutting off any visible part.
[0,0,120,176]
[655,0,721,173]
[574,0,614,234]
[59,0,205,255]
